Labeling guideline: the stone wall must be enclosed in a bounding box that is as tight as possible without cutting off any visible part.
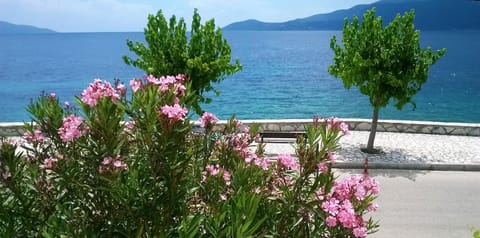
[2,119,480,137]
[0,122,24,137]
[213,118,480,137]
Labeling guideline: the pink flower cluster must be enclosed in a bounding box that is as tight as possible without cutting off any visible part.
[2,171,11,180]
[81,79,122,107]
[204,164,231,183]
[213,120,267,171]
[48,93,57,102]
[58,114,88,142]
[24,129,45,143]
[321,175,379,237]
[245,154,270,171]
[130,74,187,96]
[203,164,232,200]
[146,74,186,95]
[277,154,300,171]
[98,155,128,174]
[161,104,188,122]
[220,125,254,159]
[126,120,135,130]
[198,112,219,129]
[40,157,57,170]
[129,79,142,92]
[326,117,350,135]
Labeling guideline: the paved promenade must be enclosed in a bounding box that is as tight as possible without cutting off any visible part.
[262,131,480,171]
[6,130,480,170]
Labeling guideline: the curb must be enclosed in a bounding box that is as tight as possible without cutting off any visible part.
[334,162,480,172]
[263,153,480,172]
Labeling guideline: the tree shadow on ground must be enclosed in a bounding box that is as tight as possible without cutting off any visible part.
[336,168,430,182]
[336,145,431,181]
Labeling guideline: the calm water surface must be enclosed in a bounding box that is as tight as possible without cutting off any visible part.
[0,31,479,122]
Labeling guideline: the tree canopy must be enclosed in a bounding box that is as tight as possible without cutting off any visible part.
[328,8,446,152]
[123,9,242,114]
[329,8,446,111]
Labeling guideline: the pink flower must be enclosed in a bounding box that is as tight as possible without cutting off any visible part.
[327,151,336,164]
[254,156,270,170]
[116,83,127,95]
[175,74,187,82]
[315,188,325,201]
[277,154,299,171]
[102,156,113,165]
[322,197,340,216]
[220,194,227,201]
[340,122,350,135]
[24,129,45,143]
[49,93,56,102]
[354,186,367,201]
[129,79,142,92]
[81,79,120,107]
[333,180,351,200]
[173,83,186,96]
[245,155,255,164]
[198,112,219,128]
[40,157,57,170]
[353,226,367,238]
[113,159,128,170]
[367,203,378,212]
[126,120,135,130]
[2,171,11,180]
[206,164,220,176]
[318,162,328,174]
[326,216,337,227]
[58,114,88,142]
[99,156,127,174]
[326,117,350,135]
[145,74,161,85]
[222,170,231,182]
[156,75,176,92]
[362,176,380,195]
[337,209,355,228]
[161,104,188,122]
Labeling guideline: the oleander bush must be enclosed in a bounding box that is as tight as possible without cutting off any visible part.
[1,74,379,237]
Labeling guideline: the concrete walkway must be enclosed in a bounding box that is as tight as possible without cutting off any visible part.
[7,130,480,171]
[261,131,480,171]
[338,169,480,238]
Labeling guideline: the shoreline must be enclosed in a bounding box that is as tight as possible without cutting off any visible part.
[2,118,479,137]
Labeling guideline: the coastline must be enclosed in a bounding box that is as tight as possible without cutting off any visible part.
[2,118,479,137]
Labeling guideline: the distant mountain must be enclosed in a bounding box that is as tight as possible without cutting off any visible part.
[224,0,480,31]
[0,21,56,34]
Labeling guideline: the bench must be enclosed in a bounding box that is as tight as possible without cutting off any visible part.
[259,131,306,143]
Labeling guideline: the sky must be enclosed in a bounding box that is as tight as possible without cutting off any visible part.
[0,0,378,32]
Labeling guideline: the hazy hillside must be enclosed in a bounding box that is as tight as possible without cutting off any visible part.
[0,21,56,34]
[224,0,480,30]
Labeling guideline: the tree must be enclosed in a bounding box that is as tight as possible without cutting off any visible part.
[328,8,446,153]
[123,9,242,114]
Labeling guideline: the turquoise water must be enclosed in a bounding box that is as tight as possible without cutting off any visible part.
[0,31,479,122]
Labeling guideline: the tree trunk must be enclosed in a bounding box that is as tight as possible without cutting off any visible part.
[366,107,380,152]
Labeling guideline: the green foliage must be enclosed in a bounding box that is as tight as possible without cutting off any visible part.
[123,9,242,114]
[328,8,446,151]
[329,8,446,110]
[1,75,378,237]
[0,138,43,237]
[473,228,480,238]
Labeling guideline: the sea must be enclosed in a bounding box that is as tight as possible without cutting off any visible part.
[0,31,479,123]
